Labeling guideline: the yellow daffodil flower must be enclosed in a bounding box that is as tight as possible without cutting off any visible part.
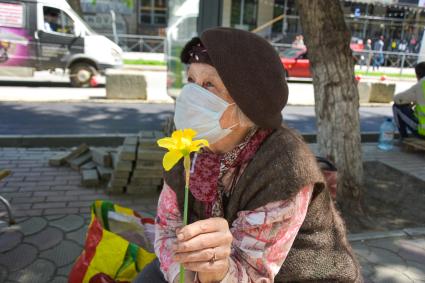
[157,129,209,283]
[157,129,209,171]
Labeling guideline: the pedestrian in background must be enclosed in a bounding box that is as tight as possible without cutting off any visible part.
[372,35,385,71]
[360,38,372,69]
[292,34,305,49]
[393,62,425,139]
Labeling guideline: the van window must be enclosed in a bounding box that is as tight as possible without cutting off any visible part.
[0,2,24,28]
[43,7,75,35]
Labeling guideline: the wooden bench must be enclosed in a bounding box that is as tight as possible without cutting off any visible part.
[402,138,425,152]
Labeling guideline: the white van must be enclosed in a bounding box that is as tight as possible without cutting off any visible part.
[0,0,123,87]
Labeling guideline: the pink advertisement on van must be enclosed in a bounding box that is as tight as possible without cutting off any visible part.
[0,2,32,66]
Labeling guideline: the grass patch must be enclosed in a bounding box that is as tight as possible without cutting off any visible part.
[124,59,166,66]
[355,70,415,79]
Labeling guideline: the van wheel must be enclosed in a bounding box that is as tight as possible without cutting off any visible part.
[70,63,97,87]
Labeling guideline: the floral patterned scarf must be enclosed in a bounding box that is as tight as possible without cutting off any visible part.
[188,128,273,217]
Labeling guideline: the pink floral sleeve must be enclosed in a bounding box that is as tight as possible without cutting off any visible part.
[154,183,186,282]
[220,185,313,282]
[154,183,313,283]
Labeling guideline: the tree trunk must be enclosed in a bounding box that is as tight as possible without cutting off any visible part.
[67,0,84,17]
[297,0,363,212]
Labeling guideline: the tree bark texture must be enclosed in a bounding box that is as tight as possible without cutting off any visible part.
[67,0,84,17]
[297,0,363,208]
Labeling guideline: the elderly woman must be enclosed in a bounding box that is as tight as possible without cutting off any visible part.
[134,27,362,283]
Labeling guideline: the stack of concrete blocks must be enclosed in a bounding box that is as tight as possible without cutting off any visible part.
[49,131,166,194]
[49,144,113,187]
[126,131,165,195]
[107,136,138,194]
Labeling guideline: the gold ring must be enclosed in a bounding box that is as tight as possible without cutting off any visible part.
[209,249,217,264]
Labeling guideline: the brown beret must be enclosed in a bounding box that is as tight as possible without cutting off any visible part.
[181,27,288,129]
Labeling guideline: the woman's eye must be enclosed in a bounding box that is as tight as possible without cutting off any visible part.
[204,82,214,88]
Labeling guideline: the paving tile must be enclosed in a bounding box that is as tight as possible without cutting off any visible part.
[56,263,74,277]
[40,240,83,267]
[49,276,68,283]
[408,238,425,251]
[44,208,79,215]
[370,265,414,283]
[0,229,23,253]
[404,260,425,281]
[352,242,372,259]
[33,202,68,209]
[33,191,65,197]
[45,215,66,221]
[11,197,45,204]
[366,246,408,272]
[11,203,32,210]
[359,258,376,278]
[18,217,47,236]
[67,201,94,208]
[9,259,55,283]
[0,265,7,283]
[80,207,91,214]
[397,240,425,264]
[50,215,85,232]
[364,237,401,253]
[0,243,37,271]
[46,195,79,202]
[24,226,63,251]
[66,226,87,246]
[13,209,44,217]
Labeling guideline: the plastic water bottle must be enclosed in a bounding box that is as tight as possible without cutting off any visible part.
[378,118,395,151]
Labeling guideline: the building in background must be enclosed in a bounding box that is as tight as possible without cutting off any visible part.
[79,0,167,36]
[138,0,167,36]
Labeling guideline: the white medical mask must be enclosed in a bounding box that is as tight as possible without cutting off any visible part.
[174,83,237,144]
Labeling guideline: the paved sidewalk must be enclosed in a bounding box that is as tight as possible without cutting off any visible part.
[0,146,424,282]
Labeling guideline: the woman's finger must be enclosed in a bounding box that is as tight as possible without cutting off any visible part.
[174,231,232,253]
[177,218,228,241]
[174,245,231,263]
[183,258,228,273]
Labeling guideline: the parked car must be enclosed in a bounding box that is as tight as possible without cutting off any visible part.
[281,42,362,78]
[280,48,311,78]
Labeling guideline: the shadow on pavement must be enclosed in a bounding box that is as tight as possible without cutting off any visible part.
[0,102,174,135]
[0,81,105,88]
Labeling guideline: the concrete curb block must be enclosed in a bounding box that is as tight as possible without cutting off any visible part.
[348,227,425,242]
[302,132,381,143]
[0,134,130,148]
[0,132,382,147]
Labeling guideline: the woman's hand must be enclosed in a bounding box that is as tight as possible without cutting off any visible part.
[173,218,233,283]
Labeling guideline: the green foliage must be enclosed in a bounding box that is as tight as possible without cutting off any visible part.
[91,0,134,8]
[123,59,166,66]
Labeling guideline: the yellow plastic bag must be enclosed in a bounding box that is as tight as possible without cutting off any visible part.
[69,200,156,283]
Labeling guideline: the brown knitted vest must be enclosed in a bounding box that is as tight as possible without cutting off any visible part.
[164,126,362,282]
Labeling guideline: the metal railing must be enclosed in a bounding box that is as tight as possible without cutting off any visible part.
[106,35,419,75]
[102,34,166,53]
[352,50,419,76]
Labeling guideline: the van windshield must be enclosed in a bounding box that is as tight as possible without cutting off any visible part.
[66,8,96,36]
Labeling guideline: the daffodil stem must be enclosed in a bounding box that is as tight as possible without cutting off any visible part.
[180,157,191,283]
